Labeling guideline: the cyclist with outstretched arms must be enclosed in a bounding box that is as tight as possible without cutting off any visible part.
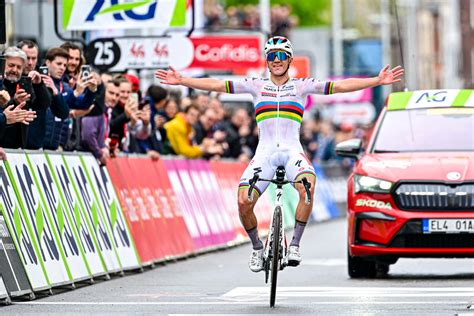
[155,36,404,272]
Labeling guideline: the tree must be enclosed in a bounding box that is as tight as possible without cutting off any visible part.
[223,0,331,27]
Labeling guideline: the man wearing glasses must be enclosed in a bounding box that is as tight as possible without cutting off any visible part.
[155,36,404,272]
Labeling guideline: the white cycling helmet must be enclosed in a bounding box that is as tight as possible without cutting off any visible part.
[264,36,294,57]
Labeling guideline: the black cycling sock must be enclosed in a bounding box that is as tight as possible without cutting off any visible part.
[290,220,307,247]
[246,226,263,250]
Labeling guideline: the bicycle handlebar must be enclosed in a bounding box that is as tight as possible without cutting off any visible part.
[247,175,312,205]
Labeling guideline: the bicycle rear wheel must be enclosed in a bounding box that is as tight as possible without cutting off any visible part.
[270,206,282,308]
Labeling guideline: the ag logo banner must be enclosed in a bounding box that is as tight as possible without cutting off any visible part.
[0,161,46,292]
[47,154,106,277]
[27,153,91,282]
[64,155,121,273]
[6,153,71,288]
[81,156,140,270]
[63,0,187,31]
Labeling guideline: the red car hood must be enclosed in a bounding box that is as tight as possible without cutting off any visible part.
[356,152,474,182]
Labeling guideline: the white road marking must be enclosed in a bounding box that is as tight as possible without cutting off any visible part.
[223,287,474,298]
[12,301,472,306]
[302,258,346,266]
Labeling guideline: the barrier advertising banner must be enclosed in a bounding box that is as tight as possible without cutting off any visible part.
[63,155,121,273]
[6,153,70,287]
[0,214,31,297]
[106,158,154,265]
[173,160,215,248]
[0,160,48,291]
[124,157,164,261]
[190,160,233,244]
[80,155,140,270]
[63,0,187,31]
[47,154,106,278]
[163,160,203,249]
[153,160,195,255]
[27,153,91,282]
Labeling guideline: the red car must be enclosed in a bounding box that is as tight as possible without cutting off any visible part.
[336,89,474,278]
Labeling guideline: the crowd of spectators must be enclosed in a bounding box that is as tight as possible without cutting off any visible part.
[204,2,299,38]
[0,39,367,167]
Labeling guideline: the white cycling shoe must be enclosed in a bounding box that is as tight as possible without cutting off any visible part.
[248,249,264,272]
[287,245,302,267]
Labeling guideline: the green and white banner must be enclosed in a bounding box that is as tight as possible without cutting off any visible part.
[388,89,474,111]
[6,153,71,287]
[47,154,107,278]
[26,153,92,283]
[63,155,122,273]
[80,155,140,270]
[63,0,187,31]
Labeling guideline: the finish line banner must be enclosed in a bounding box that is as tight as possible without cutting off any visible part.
[63,0,187,31]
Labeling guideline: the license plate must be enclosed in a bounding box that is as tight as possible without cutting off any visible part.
[422,219,474,234]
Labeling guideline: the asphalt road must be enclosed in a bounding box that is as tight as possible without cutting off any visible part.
[2,218,474,315]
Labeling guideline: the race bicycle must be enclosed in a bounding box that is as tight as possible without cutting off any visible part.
[248,166,311,307]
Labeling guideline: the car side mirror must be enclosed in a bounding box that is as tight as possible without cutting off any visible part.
[335,138,363,160]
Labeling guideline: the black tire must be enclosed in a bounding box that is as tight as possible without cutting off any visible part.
[270,206,282,308]
[347,250,377,278]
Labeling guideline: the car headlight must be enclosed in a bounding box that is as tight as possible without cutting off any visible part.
[354,175,393,193]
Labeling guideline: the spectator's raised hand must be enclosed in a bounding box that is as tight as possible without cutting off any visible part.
[155,66,182,85]
[28,71,42,84]
[41,74,59,96]
[0,90,11,107]
[154,114,167,128]
[14,89,31,104]
[4,101,36,125]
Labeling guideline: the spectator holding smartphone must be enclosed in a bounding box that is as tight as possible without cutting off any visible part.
[0,47,50,148]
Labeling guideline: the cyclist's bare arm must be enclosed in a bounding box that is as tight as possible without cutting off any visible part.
[155,66,226,92]
[332,64,404,93]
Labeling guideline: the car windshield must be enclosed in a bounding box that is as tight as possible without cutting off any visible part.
[372,107,474,152]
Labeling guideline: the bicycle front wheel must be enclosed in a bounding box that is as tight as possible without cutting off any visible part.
[270,206,282,308]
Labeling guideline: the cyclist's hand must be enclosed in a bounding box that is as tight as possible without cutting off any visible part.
[155,66,182,85]
[378,64,404,85]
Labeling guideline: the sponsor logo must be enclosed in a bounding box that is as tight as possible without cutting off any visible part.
[262,92,277,97]
[416,91,447,103]
[281,92,297,97]
[356,199,392,209]
[281,85,294,91]
[86,0,158,22]
[263,85,277,92]
[446,171,461,181]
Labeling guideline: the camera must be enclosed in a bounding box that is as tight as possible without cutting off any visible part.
[81,65,91,79]
[39,66,49,76]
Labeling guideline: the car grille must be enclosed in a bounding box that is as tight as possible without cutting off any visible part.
[390,234,474,248]
[393,183,474,211]
[387,221,474,248]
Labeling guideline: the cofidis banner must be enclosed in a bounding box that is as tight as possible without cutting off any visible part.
[63,0,187,31]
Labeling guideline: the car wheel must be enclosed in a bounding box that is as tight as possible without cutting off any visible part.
[347,251,377,278]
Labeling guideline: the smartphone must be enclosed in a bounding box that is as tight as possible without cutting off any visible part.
[18,76,33,94]
[81,65,91,79]
[39,66,49,76]
[130,92,139,104]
